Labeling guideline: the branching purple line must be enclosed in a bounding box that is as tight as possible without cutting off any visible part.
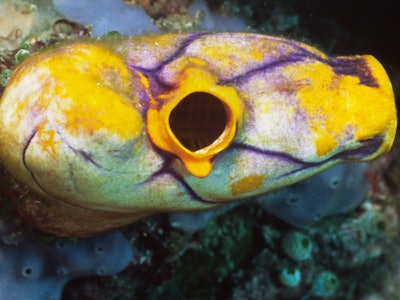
[67,145,102,169]
[22,130,49,194]
[22,131,37,168]
[231,143,319,168]
[129,32,210,74]
[219,55,308,85]
[143,152,219,204]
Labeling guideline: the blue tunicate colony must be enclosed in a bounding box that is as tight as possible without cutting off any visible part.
[0,218,132,300]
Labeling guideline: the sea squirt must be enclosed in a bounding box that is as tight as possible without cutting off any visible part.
[0,33,396,236]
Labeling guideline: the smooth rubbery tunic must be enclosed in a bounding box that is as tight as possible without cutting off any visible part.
[0,33,396,236]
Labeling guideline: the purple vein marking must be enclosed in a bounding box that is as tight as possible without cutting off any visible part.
[22,130,48,194]
[21,130,113,212]
[219,54,308,85]
[67,146,102,169]
[328,57,379,88]
[129,32,378,92]
[130,32,210,73]
[232,135,383,179]
[231,143,319,168]
[145,150,219,205]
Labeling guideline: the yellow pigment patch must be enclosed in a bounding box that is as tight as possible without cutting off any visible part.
[36,123,58,157]
[137,71,150,90]
[197,36,267,69]
[285,57,396,157]
[200,42,242,63]
[231,174,265,196]
[61,103,107,136]
[39,44,143,140]
[135,34,180,50]
[250,44,263,61]
[187,57,207,67]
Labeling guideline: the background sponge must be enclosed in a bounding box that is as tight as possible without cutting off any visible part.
[257,162,369,228]
[0,218,132,300]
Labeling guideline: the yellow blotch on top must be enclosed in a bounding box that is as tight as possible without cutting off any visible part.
[198,37,265,68]
[289,56,396,158]
[37,44,143,141]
